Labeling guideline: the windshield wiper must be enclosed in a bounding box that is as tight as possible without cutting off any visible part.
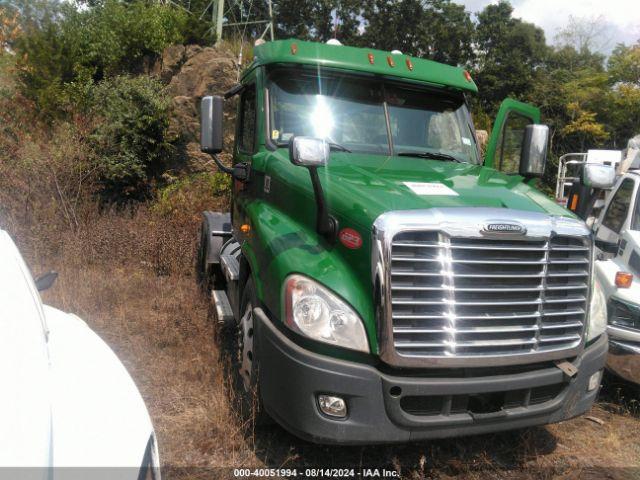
[327,142,351,153]
[275,140,351,152]
[397,151,462,163]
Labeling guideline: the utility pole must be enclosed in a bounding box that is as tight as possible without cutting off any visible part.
[172,0,274,45]
[214,0,225,45]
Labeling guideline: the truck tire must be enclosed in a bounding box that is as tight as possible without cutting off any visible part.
[237,278,272,426]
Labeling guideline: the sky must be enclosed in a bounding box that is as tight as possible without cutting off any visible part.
[458,0,640,54]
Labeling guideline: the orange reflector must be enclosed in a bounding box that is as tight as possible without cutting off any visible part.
[240,224,251,234]
[387,56,395,67]
[570,194,579,211]
[615,271,633,288]
[463,70,472,82]
[291,43,298,55]
[368,53,374,64]
[405,58,413,71]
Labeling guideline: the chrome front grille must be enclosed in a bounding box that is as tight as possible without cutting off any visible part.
[389,232,590,359]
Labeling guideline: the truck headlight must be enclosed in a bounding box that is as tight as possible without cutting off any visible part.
[586,277,607,342]
[284,274,369,353]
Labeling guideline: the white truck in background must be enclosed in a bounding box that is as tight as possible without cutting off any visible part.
[557,136,640,385]
[0,230,160,479]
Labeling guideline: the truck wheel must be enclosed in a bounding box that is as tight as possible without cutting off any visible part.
[237,278,271,426]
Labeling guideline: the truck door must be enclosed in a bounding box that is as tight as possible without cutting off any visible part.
[484,98,541,174]
[232,80,257,234]
[594,176,638,258]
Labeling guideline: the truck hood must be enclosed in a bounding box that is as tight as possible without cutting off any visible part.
[315,153,572,230]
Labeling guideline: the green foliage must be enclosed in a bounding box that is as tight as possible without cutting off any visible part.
[474,1,548,113]
[361,0,474,65]
[152,172,231,217]
[13,0,186,113]
[561,102,609,148]
[606,83,640,147]
[88,76,175,202]
[608,42,640,86]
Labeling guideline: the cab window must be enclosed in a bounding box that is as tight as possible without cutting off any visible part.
[630,180,640,231]
[495,113,531,175]
[602,179,635,233]
[237,84,256,153]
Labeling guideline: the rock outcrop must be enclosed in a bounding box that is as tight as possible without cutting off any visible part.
[154,44,240,170]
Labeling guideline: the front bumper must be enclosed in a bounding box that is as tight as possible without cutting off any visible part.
[255,308,608,445]
[607,325,640,385]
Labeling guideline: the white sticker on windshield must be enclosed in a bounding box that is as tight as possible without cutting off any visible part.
[462,137,471,145]
[404,182,458,196]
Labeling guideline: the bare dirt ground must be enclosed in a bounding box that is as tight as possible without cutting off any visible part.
[31,225,640,480]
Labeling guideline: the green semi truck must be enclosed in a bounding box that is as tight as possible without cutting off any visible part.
[196,39,608,444]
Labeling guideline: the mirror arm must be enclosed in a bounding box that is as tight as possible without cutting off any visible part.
[210,153,234,175]
[308,167,338,242]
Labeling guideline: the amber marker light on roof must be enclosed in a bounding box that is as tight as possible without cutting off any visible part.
[387,56,395,67]
[406,58,413,71]
[615,271,633,288]
[291,43,298,55]
[368,53,374,64]
[464,70,472,82]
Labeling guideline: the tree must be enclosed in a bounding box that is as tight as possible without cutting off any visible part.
[474,1,548,113]
[608,42,640,86]
[12,0,187,113]
[270,0,362,43]
[546,45,604,73]
[89,75,176,202]
[561,101,609,151]
[361,0,474,65]
[555,15,611,54]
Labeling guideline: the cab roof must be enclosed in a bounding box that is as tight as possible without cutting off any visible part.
[248,39,478,94]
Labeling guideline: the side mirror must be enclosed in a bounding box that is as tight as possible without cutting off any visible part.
[200,95,223,154]
[288,137,336,241]
[35,271,58,292]
[583,163,616,190]
[520,124,549,177]
[289,137,330,167]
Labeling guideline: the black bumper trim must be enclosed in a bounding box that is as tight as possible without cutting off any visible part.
[255,307,608,445]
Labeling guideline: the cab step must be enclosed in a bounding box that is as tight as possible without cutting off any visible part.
[212,289,234,324]
[220,254,239,282]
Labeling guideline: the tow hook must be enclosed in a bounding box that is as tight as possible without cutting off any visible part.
[555,360,578,378]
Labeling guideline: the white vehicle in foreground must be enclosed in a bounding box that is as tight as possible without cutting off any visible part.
[0,230,160,479]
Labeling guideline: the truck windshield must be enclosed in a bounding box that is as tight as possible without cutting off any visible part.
[267,67,479,164]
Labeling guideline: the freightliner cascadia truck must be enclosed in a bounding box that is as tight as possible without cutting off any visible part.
[196,39,608,444]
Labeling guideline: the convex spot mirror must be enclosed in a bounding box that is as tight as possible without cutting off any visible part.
[520,124,549,177]
[583,163,616,190]
[200,95,224,154]
[289,137,330,167]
